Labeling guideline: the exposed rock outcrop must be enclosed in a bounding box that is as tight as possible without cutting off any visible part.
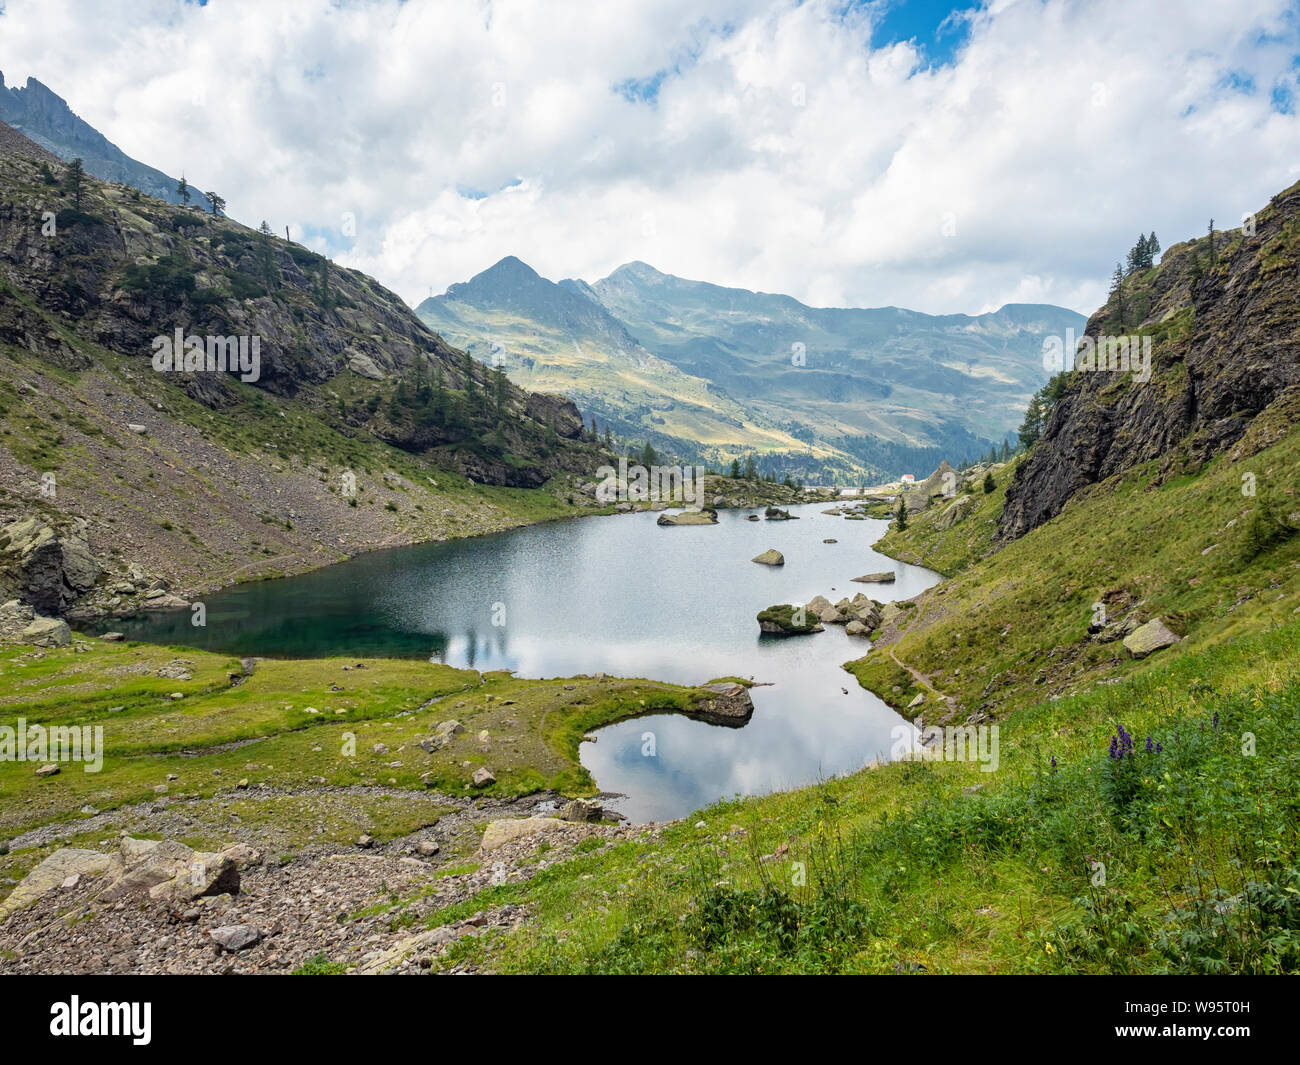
[0,517,101,615]
[1001,180,1300,541]
[1123,617,1182,659]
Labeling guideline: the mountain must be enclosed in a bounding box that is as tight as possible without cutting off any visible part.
[0,145,609,618]
[416,257,832,473]
[589,261,1084,458]
[419,256,1086,481]
[1000,181,1300,540]
[863,178,1300,717]
[0,72,189,204]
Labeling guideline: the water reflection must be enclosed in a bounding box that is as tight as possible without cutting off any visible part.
[91,504,939,822]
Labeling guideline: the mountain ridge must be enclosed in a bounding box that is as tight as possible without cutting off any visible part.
[0,71,190,205]
[419,254,1086,480]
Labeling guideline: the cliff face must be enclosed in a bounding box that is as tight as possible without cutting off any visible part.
[999,179,1300,541]
[0,73,186,203]
[0,149,595,488]
[0,149,609,619]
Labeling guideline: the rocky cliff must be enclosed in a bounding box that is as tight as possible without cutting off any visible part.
[0,73,188,204]
[1000,179,1300,540]
[0,141,609,620]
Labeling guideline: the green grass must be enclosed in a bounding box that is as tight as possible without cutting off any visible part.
[857,427,1300,715]
[379,619,1300,973]
[0,642,712,866]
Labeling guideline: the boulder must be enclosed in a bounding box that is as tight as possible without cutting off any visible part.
[100,837,239,903]
[852,571,896,584]
[845,620,870,637]
[693,681,755,723]
[0,848,113,921]
[480,817,568,853]
[560,798,604,822]
[471,766,496,787]
[139,593,190,610]
[752,549,785,566]
[757,604,823,636]
[0,517,101,615]
[934,494,976,530]
[210,924,263,952]
[657,509,718,526]
[1122,618,1181,659]
[22,616,70,647]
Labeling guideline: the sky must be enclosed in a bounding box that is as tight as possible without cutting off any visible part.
[1,0,1298,315]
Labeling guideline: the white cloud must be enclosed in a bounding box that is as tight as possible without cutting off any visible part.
[2,0,1297,315]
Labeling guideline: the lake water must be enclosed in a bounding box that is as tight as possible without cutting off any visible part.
[96,503,940,822]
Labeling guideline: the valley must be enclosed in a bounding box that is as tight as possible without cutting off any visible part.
[0,63,1297,982]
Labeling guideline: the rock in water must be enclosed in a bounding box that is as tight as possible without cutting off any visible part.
[692,681,755,724]
[752,549,785,566]
[756,604,823,636]
[852,571,896,584]
[657,509,718,526]
[1122,618,1181,658]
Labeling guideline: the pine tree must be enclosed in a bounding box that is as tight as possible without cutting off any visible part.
[64,158,86,209]
[176,174,191,206]
[895,500,908,530]
[1207,219,1216,265]
[431,365,447,427]
[258,220,273,236]
[462,352,477,415]
[205,191,226,216]
[1109,263,1126,327]
[729,458,741,479]
[743,453,758,480]
[1018,393,1046,450]
[492,365,508,424]
[983,471,996,494]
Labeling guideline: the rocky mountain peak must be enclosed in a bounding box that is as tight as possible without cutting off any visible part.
[999,178,1300,541]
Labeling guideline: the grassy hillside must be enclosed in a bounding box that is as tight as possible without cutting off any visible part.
[0,146,614,610]
[856,422,1298,718]
[292,618,1300,974]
